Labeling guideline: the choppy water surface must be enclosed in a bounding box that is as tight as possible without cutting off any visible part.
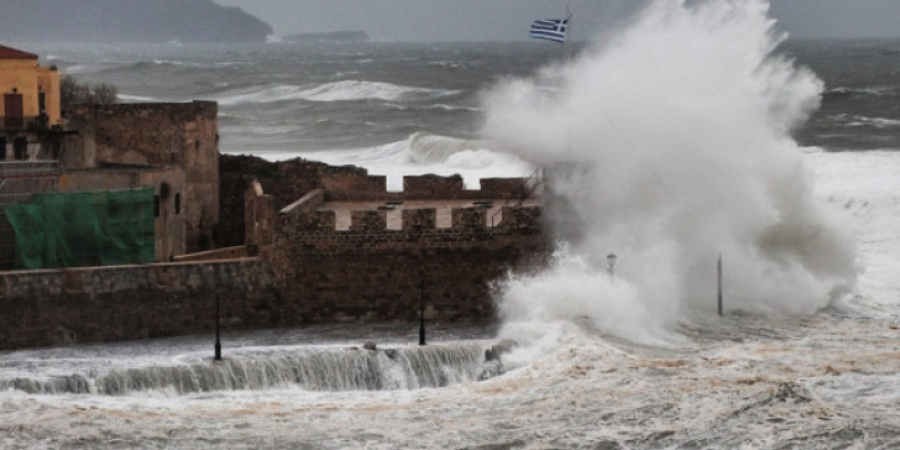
[4,0,900,448]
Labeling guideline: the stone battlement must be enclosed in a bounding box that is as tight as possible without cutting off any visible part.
[279,205,541,235]
[245,170,543,248]
[320,169,536,202]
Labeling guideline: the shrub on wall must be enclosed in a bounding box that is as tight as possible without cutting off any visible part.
[60,75,118,109]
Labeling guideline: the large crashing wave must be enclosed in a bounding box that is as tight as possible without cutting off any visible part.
[482,0,859,356]
[406,132,497,164]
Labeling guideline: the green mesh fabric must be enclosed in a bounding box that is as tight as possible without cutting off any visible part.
[4,187,155,269]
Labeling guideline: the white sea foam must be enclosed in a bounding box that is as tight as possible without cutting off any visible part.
[217,81,461,105]
[117,93,162,103]
[834,113,900,128]
[483,0,860,355]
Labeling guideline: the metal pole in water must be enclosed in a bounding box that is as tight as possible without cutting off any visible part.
[215,293,222,361]
[419,279,426,346]
[607,253,617,285]
[717,254,723,317]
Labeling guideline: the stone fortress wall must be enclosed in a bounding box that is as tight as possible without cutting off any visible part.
[247,164,548,325]
[0,101,548,350]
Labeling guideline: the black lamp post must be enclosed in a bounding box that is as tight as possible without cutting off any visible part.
[607,253,617,284]
[419,279,426,346]
[214,293,222,361]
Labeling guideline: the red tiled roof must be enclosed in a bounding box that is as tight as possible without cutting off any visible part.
[0,44,39,60]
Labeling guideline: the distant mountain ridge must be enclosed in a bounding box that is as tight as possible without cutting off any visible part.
[0,0,273,43]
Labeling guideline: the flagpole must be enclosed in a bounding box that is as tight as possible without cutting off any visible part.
[564,2,573,158]
[564,2,573,63]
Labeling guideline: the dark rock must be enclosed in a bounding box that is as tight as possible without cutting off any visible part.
[489,340,517,363]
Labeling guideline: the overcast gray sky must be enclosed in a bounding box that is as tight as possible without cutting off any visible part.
[213,0,900,42]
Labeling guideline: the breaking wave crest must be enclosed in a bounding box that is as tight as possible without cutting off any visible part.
[218,80,461,105]
[824,86,900,99]
[406,132,496,164]
[831,113,900,128]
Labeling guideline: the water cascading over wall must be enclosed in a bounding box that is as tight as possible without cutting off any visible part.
[1,343,491,395]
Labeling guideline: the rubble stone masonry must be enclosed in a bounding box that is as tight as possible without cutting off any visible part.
[64,101,219,252]
[0,259,276,350]
[245,163,550,325]
[0,157,548,350]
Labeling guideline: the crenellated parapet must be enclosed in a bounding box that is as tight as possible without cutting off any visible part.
[268,204,543,262]
[451,207,488,232]
[495,206,543,233]
[401,208,436,231]
[277,205,540,234]
[321,166,388,201]
[282,210,337,233]
[404,174,466,199]
[314,170,536,202]
[349,210,388,232]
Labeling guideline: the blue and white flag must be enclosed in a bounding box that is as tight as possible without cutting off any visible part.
[529,18,569,43]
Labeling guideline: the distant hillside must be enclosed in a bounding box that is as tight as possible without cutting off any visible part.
[0,0,273,43]
[283,31,370,43]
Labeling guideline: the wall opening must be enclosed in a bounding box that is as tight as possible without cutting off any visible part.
[154,195,160,217]
[175,193,181,215]
[37,92,47,124]
[13,137,27,160]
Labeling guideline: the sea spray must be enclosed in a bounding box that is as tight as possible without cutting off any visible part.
[483,0,859,354]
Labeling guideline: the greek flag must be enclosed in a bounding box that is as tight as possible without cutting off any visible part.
[529,18,568,43]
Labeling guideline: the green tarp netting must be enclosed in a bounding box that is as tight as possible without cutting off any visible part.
[4,187,155,269]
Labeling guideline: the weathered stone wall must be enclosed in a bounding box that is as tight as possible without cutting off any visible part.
[218,155,326,248]
[64,101,219,252]
[0,258,277,350]
[217,154,539,247]
[263,205,548,323]
[59,166,187,261]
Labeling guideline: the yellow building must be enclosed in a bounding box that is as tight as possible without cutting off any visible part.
[0,44,61,160]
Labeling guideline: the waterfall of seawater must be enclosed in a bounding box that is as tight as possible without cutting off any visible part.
[1,342,496,396]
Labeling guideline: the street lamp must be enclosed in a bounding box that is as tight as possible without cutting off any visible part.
[607,253,617,284]
[214,293,222,361]
[419,279,426,346]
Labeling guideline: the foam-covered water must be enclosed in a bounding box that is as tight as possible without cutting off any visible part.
[4,1,900,447]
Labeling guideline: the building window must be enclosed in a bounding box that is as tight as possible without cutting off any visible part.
[175,193,181,215]
[154,195,160,217]
[0,137,5,160]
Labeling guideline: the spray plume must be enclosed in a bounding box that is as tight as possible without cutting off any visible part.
[482,0,858,355]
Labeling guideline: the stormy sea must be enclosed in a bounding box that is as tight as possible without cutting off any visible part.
[2,1,900,448]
